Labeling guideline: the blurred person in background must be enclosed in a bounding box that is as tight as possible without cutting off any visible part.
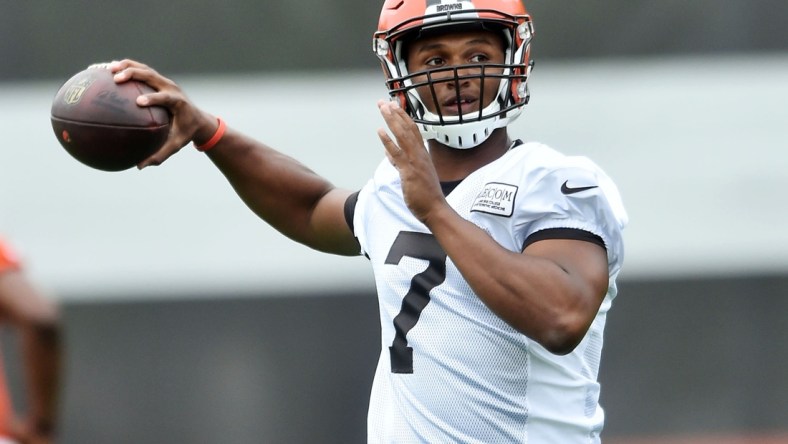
[0,238,61,444]
[109,0,626,441]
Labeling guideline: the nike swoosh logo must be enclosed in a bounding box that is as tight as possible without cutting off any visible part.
[561,181,598,195]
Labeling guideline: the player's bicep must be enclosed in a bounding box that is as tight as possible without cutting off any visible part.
[309,188,361,256]
[524,236,609,307]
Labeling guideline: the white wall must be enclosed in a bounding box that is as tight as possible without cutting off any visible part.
[2,53,786,300]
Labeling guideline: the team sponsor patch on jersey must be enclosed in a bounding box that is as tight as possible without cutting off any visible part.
[471,182,518,217]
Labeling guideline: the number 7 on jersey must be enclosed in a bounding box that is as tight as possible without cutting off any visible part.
[385,231,447,374]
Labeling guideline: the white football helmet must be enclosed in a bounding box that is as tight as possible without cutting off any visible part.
[374,0,534,149]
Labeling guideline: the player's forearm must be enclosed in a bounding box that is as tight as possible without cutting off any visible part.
[204,129,345,250]
[424,206,592,354]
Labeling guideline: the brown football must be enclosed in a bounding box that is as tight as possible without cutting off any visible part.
[50,64,171,172]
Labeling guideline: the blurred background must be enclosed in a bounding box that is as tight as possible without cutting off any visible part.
[1,0,787,442]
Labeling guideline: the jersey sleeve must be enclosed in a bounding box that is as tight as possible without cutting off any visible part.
[513,160,628,274]
[0,238,21,274]
[344,191,360,234]
[352,158,399,258]
[353,180,374,258]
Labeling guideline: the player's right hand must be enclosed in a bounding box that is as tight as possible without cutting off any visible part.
[109,59,218,169]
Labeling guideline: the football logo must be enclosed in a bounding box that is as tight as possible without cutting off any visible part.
[64,77,94,105]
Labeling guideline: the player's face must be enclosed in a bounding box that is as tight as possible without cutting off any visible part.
[405,29,506,117]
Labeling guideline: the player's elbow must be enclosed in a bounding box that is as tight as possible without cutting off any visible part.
[506,299,591,355]
[538,314,590,356]
[539,282,605,355]
[541,335,581,356]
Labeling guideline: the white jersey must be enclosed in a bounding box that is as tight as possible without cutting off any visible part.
[351,141,627,443]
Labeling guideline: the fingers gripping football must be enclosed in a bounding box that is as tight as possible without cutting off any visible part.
[109,59,213,168]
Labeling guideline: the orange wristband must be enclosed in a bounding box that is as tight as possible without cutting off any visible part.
[195,117,227,152]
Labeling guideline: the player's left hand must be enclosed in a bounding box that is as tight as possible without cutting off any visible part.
[376,100,447,224]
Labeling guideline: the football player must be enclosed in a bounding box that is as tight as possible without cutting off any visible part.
[111,0,627,441]
[0,238,61,444]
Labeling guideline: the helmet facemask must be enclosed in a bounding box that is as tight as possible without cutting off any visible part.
[375,10,534,149]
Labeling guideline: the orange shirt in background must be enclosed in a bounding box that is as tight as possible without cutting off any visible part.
[0,237,21,437]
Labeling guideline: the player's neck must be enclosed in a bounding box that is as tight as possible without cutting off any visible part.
[428,128,512,182]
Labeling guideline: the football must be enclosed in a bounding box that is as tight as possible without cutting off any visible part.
[50,64,171,171]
